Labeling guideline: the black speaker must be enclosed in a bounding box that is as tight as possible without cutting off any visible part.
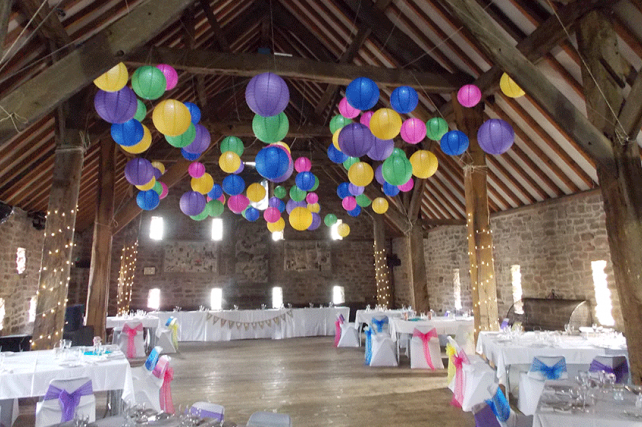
[64,304,84,332]
[0,202,12,225]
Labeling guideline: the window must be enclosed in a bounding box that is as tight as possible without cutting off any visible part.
[272,286,283,309]
[332,285,345,305]
[249,180,269,211]
[330,220,343,241]
[592,260,614,326]
[150,216,164,240]
[0,298,4,331]
[211,218,223,241]
[210,288,222,310]
[511,264,523,314]
[147,288,161,310]
[453,269,462,310]
[16,247,26,274]
[29,296,37,322]
[271,231,284,241]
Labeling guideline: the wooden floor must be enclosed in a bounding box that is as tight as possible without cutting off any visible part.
[15,337,474,426]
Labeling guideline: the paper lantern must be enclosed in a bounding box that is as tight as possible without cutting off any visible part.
[337,182,351,199]
[165,123,196,148]
[219,151,242,174]
[286,199,305,214]
[192,173,214,194]
[153,167,162,180]
[346,77,379,110]
[400,118,426,144]
[222,174,245,196]
[183,124,211,154]
[191,209,209,221]
[390,86,418,114]
[306,193,318,204]
[409,150,438,179]
[111,119,144,146]
[264,207,281,223]
[156,64,178,91]
[136,190,160,210]
[94,62,128,92]
[121,125,152,154]
[348,205,361,217]
[152,161,165,176]
[289,186,307,202]
[272,141,291,154]
[500,73,525,98]
[289,207,313,231]
[132,66,166,100]
[136,177,156,191]
[338,97,360,119]
[327,144,348,164]
[295,172,316,191]
[348,183,364,196]
[245,72,290,117]
[294,157,312,173]
[217,194,226,204]
[153,100,191,136]
[133,99,147,122]
[220,136,244,156]
[268,197,281,208]
[94,87,137,124]
[382,149,413,186]
[247,182,266,202]
[277,200,286,213]
[208,184,223,200]
[338,123,374,157]
[207,200,224,217]
[307,203,320,214]
[252,113,289,143]
[477,119,515,155]
[372,197,389,214]
[124,158,154,186]
[332,129,342,152]
[342,196,357,211]
[457,84,482,108]
[182,149,200,161]
[337,223,350,238]
[343,156,359,171]
[348,162,374,187]
[159,182,169,199]
[369,108,402,140]
[188,162,206,178]
[180,191,206,216]
[426,117,449,141]
[356,194,371,207]
[268,217,285,233]
[274,186,286,199]
[383,182,400,197]
[272,158,294,184]
[324,214,337,227]
[375,164,385,185]
[398,178,414,192]
[183,102,201,124]
[367,137,394,162]
[441,130,469,155]
[329,115,352,134]
[245,207,260,222]
[233,162,245,175]
[255,146,290,180]
[308,213,322,230]
[228,195,250,214]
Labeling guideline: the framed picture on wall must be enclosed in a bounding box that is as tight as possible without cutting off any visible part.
[163,241,218,273]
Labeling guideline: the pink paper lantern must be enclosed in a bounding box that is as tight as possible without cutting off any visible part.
[156,64,178,91]
[295,157,312,173]
[338,97,360,119]
[228,195,249,214]
[188,161,205,178]
[360,111,374,127]
[400,118,427,144]
[342,196,357,211]
[306,192,318,204]
[217,194,226,204]
[206,196,212,202]
[398,178,414,192]
[159,182,168,199]
[264,207,281,223]
[457,84,482,108]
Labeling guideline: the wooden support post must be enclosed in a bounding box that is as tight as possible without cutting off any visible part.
[84,138,115,340]
[31,115,85,350]
[453,96,499,338]
[408,223,429,313]
[373,214,393,308]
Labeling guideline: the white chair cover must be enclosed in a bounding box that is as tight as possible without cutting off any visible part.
[461,356,496,412]
[190,402,224,422]
[409,329,443,370]
[455,323,475,355]
[590,355,629,383]
[0,398,18,427]
[130,364,164,413]
[35,378,96,427]
[517,356,567,416]
[156,328,177,354]
[337,322,359,348]
[487,383,533,427]
[117,321,146,359]
[247,411,292,427]
[369,333,398,367]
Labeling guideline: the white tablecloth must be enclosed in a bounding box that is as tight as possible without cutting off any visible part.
[156,307,350,342]
[106,316,160,329]
[354,309,410,326]
[476,331,628,385]
[0,349,134,402]
[533,380,642,427]
[389,317,474,341]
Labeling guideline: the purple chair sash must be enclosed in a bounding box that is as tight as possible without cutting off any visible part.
[43,380,93,423]
[590,359,629,383]
[474,403,501,427]
[190,406,223,421]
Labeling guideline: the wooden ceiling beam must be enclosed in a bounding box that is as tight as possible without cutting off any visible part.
[199,0,231,52]
[0,0,12,54]
[16,0,71,48]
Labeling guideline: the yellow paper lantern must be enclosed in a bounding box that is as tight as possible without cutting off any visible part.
[136,176,156,191]
[152,99,191,136]
[289,207,313,231]
[247,182,266,203]
[307,203,320,213]
[500,73,525,98]
[370,108,402,140]
[151,161,165,175]
[121,125,152,154]
[191,173,214,194]
[332,128,342,151]
[348,162,374,187]
[337,222,350,238]
[409,150,439,179]
[219,151,241,174]
[93,62,128,92]
[268,217,285,232]
[273,141,291,154]
[372,197,389,214]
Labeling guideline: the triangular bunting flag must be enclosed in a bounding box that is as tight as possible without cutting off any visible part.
[220,319,226,327]
[259,321,264,328]
[267,319,272,327]
[274,317,280,325]
[229,321,234,329]
[206,313,212,321]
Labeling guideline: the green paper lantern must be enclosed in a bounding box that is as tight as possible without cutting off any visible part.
[152,181,163,195]
[356,194,371,207]
[190,209,210,221]
[133,99,147,122]
[252,112,289,143]
[343,156,359,170]
[220,136,244,156]
[290,186,307,202]
[165,123,196,148]
[426,117,449,141]
[329,114,352,134]
[382,148,413,186]
[132,66,166,100]
[324,213,337,227]
[274,186,286,199]
[207,200,224,217]
[310,176,319,192]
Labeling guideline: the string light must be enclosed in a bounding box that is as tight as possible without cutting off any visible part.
[117,241,138,315]
[373,244,391,308]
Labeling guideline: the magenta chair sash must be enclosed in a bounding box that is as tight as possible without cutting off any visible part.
[413,328,438,370]
[153,358,175,414]
[122,323,143,358]
[334,319,342,347]
[43,380,93,423]
[450,349,469,407]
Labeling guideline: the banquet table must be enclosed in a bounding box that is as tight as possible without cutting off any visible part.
[533,380,642,427]
[389,316,474,339]
[354,309,411,326]
[155,307,350,342]
[106,315,160,349]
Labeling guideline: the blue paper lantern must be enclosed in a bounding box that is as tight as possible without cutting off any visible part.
[348,205,362,217]
[181,149,200,161]
[222,174,245,196]
[327,144,349,164]
[295,171,316,191]
[441,130,469,156]
[255,146,290,180]
[111,119,144,146]
[136,190,160,210]
[184,102,201,124]
[383,181,400,197]
[278,200,286,213]
[245,207,260,222]
[337,182,351,199]
[346,77,379,110]
[208,184,223,200]
[390,86,418,114]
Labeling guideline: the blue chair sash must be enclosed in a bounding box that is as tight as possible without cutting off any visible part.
[371,317,388,333]
[485,387,510,423]
[590,359,628,383]
[165,317,175,327]
[364,327,373,365]
[145,346,161,371]
[530,357,566,380]
[43,380,93,423]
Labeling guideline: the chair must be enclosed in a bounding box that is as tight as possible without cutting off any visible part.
[472,402,501,427]
[455,324,475,355]
[0,398,18,427]
[132,355,174,414]
[247,411,292,427]
[35,378,95,427]
[517,356,567,416]
[190,402,225,422]
[117,321,145,359]
[461,357,497,412]
[589,355,629,383]
[486,384,533,427]
[337,321,359,348]
[370,316,389,334]
[156,317,179,354]
[410,327,443,370]
[369,331,398,367]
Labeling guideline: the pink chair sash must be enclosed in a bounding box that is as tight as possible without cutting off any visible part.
[153,357,174,414]
[122,323,143,358]
[334,319,342,347]
[450,350,469,407]
[413,328,438,370]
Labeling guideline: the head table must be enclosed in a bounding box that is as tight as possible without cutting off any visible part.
[155,307,350,342]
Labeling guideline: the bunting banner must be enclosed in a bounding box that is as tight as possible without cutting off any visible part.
[205,310,294,331]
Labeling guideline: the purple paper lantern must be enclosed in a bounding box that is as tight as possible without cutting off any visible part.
[268,197,281,208]
[124,158,154,186]
[183,124,211,154]
[338,123,375,158]
[180,191,206,216]
[286,199,306,214]
[400,118,427,144]
[375,164,385,185]
[94,87,137,124]
[367,138,394,161]
[348,183,364,196]
[308,213,322,230]
[477,119,515,155]
[245,72,289,117]
[153,168,162,180]
[234,162,245,174]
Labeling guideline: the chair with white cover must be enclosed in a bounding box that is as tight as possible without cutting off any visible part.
[156,317,179,354]
[0,398,19,427]
[486,383,533,427]
[337,321,359,348]
[132,355,175,414]
[369,316,389,335]
[589,355,629,383]
[455,323,475,355]
[369,331,397,367]
[410,327,444,370]
[117,321,146,359]
[461,356,497,412]
[517,356,567,416]
[130,345,163,390]
[190,402,225,423]
[247,411,292,427]
[35,377,95,427]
